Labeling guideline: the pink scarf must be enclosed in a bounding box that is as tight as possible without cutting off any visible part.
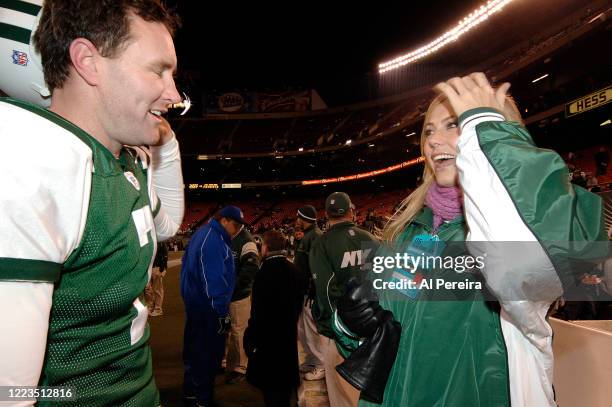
[425,183,463,232]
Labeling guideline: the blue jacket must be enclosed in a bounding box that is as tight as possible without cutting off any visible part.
[180,219,235,316]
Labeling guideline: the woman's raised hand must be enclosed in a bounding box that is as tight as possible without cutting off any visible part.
[435,72,511,118]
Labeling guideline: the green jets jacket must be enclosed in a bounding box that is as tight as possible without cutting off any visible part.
[334,108,607,407]
[294,224,322,298]
[295,224,322,279]
[309,221,378,338]
[231,227,260,301]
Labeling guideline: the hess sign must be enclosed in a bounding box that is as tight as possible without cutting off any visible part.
[566,86,611,118]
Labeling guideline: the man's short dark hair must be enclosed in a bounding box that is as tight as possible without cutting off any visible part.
[263,230,286,252]
[33,0,180,91]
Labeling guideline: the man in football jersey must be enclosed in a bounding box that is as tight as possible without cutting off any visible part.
[0,1,184,406]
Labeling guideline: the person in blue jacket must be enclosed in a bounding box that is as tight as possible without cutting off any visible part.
[180,205,247,407]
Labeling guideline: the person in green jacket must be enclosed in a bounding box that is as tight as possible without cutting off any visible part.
[294,205,328,381]
[333,73,607,407]
[226,222,260,384]
[310,192,379,407]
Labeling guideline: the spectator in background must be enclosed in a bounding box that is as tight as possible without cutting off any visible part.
[294,229,304,243]
[253,234,264,255]
[309,192,378,406]
[587,174,600,192]
[294,205,327,381]
[146,242,169,316]
[566,151,577,172]
[595,146,609,176]
[572,170,588,188]
[288,230,296,257]
[180,206,245,407]
[226,212,259,384]
[364,208,376,233]
[244,230,304,407]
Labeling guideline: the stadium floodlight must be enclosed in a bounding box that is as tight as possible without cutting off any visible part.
[378,0,515,74]
[298,147,304,152]
[532,74,549,83]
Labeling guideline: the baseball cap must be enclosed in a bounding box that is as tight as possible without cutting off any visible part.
[219,205,249,225]
[325,192,355,217]
[297,205,318,222]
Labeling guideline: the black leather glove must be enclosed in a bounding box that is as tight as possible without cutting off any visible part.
[217,315,231,335]
[337,277,388,338]
[335,277,402,404]
[336,311,402,404]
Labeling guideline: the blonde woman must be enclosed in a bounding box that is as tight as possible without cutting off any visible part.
[333,73,606,407]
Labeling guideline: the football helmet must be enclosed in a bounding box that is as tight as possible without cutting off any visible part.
[0,0,50,107]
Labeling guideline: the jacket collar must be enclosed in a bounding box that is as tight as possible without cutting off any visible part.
[303,223,321,235]
[411,206,464,229]
[328,220,355,231]
[303,223,315,233]
[264,250,288,259]
[210,218,231,244]
[411,207,434,228]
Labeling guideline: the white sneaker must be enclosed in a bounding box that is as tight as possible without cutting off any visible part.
[304,367,325,381]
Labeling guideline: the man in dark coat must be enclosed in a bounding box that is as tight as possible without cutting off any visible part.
[244,230,304,406]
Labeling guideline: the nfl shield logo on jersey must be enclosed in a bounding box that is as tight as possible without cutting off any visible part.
[12,50,28,66]
[124,171,141,191]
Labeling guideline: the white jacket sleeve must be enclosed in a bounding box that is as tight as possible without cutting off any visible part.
[456,108,560,407]
[148,133,185,241]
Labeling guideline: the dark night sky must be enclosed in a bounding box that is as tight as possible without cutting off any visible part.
[167,1,485,105]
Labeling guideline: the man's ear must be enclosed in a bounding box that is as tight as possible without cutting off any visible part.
[68,38,101,86]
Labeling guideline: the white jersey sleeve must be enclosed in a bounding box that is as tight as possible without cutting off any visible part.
[148,133,184,241]
[0,99,91,390]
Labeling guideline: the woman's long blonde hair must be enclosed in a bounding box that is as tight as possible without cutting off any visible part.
[380,92,523,243]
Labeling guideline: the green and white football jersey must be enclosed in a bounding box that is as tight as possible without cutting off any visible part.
[0,98,161,406]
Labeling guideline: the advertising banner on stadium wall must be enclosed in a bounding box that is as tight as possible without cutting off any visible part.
[203,91,258,114]
[255,90,311,112]
[565,85,612,118]
[204,90,316,113]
